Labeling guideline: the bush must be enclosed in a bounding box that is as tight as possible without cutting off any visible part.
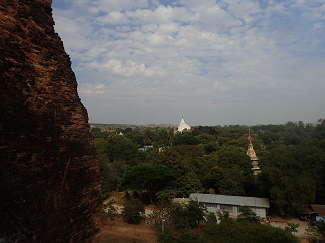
[236,205,261,223]
[147,201,207,230]
[100,199,117,224]
[205,212,218,224]
[186,200,207,227]
[157,228,206,243]
[121,198,145,224]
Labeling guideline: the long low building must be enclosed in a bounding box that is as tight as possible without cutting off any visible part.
[189,193,270,218]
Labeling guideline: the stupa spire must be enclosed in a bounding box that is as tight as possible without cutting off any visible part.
[246,129,261,175]
[248,128,252,141]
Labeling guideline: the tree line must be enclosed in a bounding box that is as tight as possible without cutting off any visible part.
[92,119,325,214]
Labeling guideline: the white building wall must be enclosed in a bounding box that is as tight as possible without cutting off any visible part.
[252,207,267,218]
[204,204,267,218]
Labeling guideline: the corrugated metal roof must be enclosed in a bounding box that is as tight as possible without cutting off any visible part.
[305,206,314,214]
[311,204,325,217]
[189,193,270,208]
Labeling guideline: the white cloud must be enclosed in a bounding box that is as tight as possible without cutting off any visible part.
[53,0,325,125]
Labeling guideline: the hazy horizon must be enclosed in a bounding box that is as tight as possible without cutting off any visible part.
[89,119,321,127]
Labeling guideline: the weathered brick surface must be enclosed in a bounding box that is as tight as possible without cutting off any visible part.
[0,0,102,242]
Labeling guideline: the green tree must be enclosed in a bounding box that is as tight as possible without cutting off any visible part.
[176,171,204,198]
[237,205,261,222]
[101,199,118,224]
[121,198,145,224]
[94,137,109,155]
[150,201,207,230]
[314,118,325,140]
[219,166,246,196]
[285,222,299,235]
[185,200,207,228]
[105,160,130,191]
[106,136,138,163]
[173,134,199,146]
[131,135,145,147]
[196,133,216,144]
[203,166,223,191]
[143,129,157,145]
[98,154,111,198]
[205,217,299,243]
[156,188,177,202]
[120,164,176,203]
[315,219,325,238]
[258,147,318,213]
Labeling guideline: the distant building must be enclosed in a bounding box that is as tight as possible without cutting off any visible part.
[311,204,325,221]
[178,117,191,132]
[138,145,153,151]
[189,193,270,218]
[247,129,261,175]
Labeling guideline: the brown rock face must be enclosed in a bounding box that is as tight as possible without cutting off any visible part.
[0,0,102,242]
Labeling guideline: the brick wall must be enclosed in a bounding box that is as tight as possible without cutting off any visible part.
[0,0,102,242]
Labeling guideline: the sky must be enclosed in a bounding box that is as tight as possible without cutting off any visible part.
[52,0,325,126]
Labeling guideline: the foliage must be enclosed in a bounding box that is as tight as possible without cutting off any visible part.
[257,145,320,213]
[206,217,299,243]
[305,225,319,242]
[237,205,261,223]
[120,163,176,194]
[157,227,207,243]
[205,212,218,224]
[196,133,218,154]
[98,153,111,198]
[106,136,138,163]
[121,198,145,224]
[284,222,299,235]
[196,133,216,144]
[203,166,222,191]
[147,201,207,231]
[208,188,215,194]
[315,219,325,238]
[94,137,109,154]
[306,219,325,241]
[100,199,118,224]
[173,134,199,145]
[146,202,173,230]
[185,200,207,228]
[92,120,325,215]
[176,171,204,198]
[152,201,298,243]
[100,159,130,194]
[156,188,177,202]
[219,166,246,196]
[131,135,145,147]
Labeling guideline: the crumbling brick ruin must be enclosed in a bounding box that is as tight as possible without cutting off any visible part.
[0,0,102,242]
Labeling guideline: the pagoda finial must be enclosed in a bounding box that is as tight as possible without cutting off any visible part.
[248,128,252,141]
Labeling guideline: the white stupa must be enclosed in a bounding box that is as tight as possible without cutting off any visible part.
[178,117,191,132]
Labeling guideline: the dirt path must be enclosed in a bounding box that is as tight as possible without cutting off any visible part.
[101,216,157,243]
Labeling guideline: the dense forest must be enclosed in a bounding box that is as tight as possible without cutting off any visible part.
[92,119,325,214]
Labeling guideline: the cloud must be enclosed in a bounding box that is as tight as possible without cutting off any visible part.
[53,0,325,125]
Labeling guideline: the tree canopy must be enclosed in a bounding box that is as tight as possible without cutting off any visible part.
[92,119,325,211]
[120,163,177,194]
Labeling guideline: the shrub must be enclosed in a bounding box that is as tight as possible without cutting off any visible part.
[100,199,117,224]
[121,198,145,224]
